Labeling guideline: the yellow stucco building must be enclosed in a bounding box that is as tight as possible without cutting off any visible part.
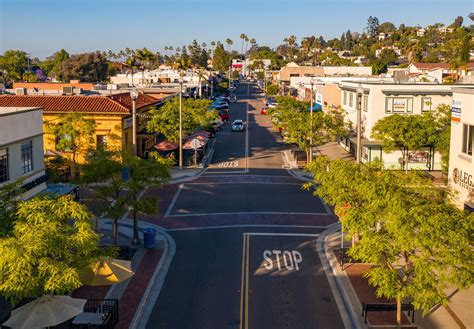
[0,92,165,165]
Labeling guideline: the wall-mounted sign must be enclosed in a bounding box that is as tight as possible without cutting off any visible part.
[452,100,462,123]
[452,168,473,190]
[315,92,323,105]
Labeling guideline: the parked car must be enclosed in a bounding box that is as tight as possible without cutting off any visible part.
[211,101,229,110]
[219,109,230,122]
[231,119,245,132]
[215,96,230,102]
[212,119,224,132]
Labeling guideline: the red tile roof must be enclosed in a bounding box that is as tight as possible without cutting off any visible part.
[0,92,160,114]
[413,62,474,70]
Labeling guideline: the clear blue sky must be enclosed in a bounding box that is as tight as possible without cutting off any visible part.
[1,0,472,59]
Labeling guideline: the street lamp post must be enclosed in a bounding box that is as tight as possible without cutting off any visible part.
[356,83,364,164]
[179,78,184,170]
[309,79,315,163]
[130,88,139,157]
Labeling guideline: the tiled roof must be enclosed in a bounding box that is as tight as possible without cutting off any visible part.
[0,93,160,114]
[413,62,474,70]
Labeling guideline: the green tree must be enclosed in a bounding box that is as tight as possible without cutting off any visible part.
[265,83,279,96]
[379,21,396,33]
[59,52,109,82]
[371,113,440,172]
[212,42,229,72]
[366,16,380,36]
[0,180,24,237]
[449,16,464,28]
[47,113,96,176]
[0,195,102,304]
[135,48,157,85]
[308,157,473,328]
[81,150,171,244]
[0,50,29,83]
[147,97,216,142]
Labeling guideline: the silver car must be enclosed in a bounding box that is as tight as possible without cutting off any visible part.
[231,120,245,132]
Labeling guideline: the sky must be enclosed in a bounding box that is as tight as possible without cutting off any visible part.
[1,0,472,59]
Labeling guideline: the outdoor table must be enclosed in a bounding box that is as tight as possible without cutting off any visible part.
[72,312,106,325]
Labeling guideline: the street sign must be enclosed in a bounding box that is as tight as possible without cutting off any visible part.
[191,138,200,149]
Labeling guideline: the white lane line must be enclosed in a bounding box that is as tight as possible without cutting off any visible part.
[200,174,294,179]
[245,232,320,237]
[164,183,184,217]
[245,103,249,173]
[204,170,248,174]
[183,181,302,186]
[167,211,330,218]
[166,224,330,232]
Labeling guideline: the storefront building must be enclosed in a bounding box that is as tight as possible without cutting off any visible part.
[448,87,474,210]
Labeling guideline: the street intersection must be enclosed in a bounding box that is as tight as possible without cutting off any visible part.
[145,83,344,329]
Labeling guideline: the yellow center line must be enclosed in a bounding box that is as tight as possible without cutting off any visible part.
[239,234,246,329]
[245,234,250,329]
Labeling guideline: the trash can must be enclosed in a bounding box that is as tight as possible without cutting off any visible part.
[143,228,156,249]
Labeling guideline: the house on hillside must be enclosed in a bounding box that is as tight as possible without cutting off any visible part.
[407,62,474,82]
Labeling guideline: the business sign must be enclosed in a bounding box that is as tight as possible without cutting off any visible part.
[393,98,407,111]
[315,92,323,106]
[452,100,462,123]
[452,168,474,191]
[124,117,132,129]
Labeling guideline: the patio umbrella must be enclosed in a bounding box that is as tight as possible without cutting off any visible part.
[3,295,86,329]
[81,257,135,286]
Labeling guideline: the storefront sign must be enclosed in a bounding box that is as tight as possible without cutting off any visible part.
[452,168,474,190]
[124,117,132,129]
[315,92,323,105]
[393,98,407,111]
[452,100,462,123]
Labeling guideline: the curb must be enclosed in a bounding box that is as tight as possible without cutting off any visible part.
[281,150,314,182]
[130,223,176,329]
[317,223,364,329]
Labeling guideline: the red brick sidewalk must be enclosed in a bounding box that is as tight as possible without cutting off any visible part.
[70,248,163,328]
[341,261,416,328]
[116,249,163,329]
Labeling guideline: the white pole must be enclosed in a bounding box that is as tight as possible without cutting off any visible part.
[132,99,137,156]
[179,81,183,170]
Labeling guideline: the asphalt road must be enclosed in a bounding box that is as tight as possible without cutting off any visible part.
[146,83,344,329]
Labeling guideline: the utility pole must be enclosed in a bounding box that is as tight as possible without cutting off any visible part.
[179,79,183,170]
[309,80,314,163]
[130,89,139,156]
[356,84,364,164]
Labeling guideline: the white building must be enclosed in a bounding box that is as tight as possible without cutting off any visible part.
[338,81,456,170]
[0,107,47,199]
[448,87,474,210]
[416,28,426,37]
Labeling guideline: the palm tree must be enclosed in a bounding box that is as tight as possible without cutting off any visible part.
[244,36,250,54]
[135,48,156,86]
[202,42,207,49]
[225,38,233,54]
[240,33,247,57]
[210,41,216,56]
[250,38,257,54]
[164,46,169,57]
[122,55,139,86]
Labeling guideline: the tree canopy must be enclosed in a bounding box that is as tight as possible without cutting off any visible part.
[0,196,103,304]
[147,97,217,142]
[307,157,473,326]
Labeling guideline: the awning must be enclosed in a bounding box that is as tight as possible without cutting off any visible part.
[182,139,207,149]
[153,141,178,151]
[44,149,63,157]
[307,103,322,112]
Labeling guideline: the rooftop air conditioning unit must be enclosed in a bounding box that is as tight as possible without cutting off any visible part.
[62,86,74,95]
[15,88,26,95]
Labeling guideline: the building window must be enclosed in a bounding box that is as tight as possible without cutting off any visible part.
[349,92,353,107]
[421,97,432,112]
[289,74,299,77]
[21,141,33,174]
[385,97,413,113]
[343,91,347,105]
[363,95,368,112]
[0,148,8,183]
[462,124,474,156]
[96,135,107,150]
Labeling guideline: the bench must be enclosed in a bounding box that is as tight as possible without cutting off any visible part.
[362,302,415,324]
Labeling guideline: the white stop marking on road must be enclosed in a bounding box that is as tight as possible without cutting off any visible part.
[263,250,303,271]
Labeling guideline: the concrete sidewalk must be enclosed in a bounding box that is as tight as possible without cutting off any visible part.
[320,226,472,329]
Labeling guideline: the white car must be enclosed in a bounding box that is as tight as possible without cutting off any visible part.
[231,120,245,132]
